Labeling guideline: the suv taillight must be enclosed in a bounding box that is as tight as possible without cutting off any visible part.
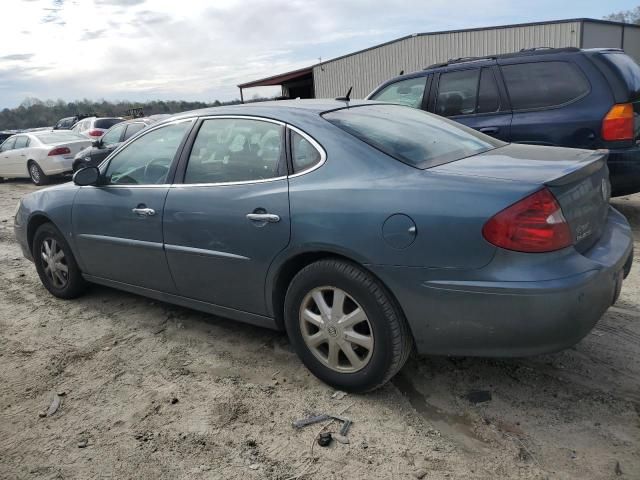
[88,129,103,137]
[482,188,572,253]
[602,103,634,141]
[48,147,71,156]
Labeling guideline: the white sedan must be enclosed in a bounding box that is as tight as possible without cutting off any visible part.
[0,131,92,185]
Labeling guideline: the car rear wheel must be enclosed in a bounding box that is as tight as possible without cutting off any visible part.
[28,161,49,186]
[33,223,86,299]
[284,259,412,392]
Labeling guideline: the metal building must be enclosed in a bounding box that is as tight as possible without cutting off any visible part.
[238,18,640,100]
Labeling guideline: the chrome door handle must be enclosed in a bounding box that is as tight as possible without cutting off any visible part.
[246,213,280,223]
[132,207,156,216]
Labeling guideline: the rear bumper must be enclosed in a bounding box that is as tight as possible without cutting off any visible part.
[370,207,634,357]
[608,145,640,196]
[42,156,73,176]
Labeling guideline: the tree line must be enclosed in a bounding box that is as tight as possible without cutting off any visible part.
[0,97,268,130]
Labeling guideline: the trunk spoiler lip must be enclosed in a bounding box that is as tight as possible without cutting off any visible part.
[544,149,609,187]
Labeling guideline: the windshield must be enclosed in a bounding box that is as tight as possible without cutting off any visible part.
[34,132,87,144]
[322,104,504,169]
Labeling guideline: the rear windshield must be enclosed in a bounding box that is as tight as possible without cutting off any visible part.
[322,104,504,169]
[602,53,640,97]
[35,132,86,144]
[95,118,123,129]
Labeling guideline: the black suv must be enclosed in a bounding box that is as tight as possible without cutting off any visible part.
[53,114,92,130]
[368,48,640,196]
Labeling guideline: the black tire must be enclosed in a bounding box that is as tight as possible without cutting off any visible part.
[28,161,49,186]
[284,259,412,392]
[33,223,86,299]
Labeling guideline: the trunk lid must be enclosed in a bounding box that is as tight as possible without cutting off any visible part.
[433,143,610,252]
[50,139,92,157]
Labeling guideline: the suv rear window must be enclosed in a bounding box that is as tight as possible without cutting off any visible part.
[323,104,503,169]
[501,61,590,110]
[95,118,123,129]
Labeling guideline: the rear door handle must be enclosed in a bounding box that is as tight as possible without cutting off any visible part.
[132,207,156,216]
[479,127,499,135]
[246,213,280,223]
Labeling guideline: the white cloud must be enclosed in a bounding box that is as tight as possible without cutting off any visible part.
[0,0,636,107]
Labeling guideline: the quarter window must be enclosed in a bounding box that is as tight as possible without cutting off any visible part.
[370,76,427,108]
[104,121,192,185]
[291,130,321,172]
[184,118,284,184]
[501,61,590,110]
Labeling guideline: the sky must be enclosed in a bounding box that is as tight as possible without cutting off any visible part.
[0,0,637,108]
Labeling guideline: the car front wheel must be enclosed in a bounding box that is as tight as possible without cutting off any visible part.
[33,223,86,299]
[284,259,412,392]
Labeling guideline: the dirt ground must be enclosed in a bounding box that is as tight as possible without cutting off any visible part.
[0,179,638,480]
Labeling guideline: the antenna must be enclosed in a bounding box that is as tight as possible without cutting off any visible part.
[335,86,353,102]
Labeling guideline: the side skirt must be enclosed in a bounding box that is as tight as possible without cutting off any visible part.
[83,274,278,331]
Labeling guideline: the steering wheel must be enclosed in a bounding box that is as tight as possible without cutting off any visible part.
[143,158,170,184]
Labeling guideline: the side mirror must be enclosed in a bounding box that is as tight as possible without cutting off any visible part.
[73,166,100,186]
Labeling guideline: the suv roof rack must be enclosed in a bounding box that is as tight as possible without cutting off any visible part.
[424,47,581,70]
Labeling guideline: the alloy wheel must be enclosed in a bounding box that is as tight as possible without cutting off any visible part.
[30,164,40,183]
[299,286,374,373]
[40,237,68,288]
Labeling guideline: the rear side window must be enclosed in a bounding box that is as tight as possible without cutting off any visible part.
[477,68,500,113]
[185,118,284,184]
[95,118,123,129]
[13,136,29,149]
[124,122,146,140]
[370,76,427,108]
[323,104,504,169]
[501,61,590,110]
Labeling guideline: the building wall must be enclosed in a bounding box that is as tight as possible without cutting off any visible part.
[313,21,582,99]
[623,26,640,62]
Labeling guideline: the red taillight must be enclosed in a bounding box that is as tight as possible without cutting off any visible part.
[602,103,634,141]
[48,147,71,156]
[482,188,572,253]
[88,130,103,137]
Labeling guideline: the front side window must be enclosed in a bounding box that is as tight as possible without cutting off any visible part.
[104,121,192,185]
[370,76,428,108]
[0,137,15,152]
[13,136,29,149]
[436,69,480,117]
[291,130,322,172]
[184,118,284,184]
[101,124,125,146]
[501,61,590,110]
[323,104,504,169]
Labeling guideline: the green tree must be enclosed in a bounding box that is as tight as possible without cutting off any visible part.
[604,6,640,24]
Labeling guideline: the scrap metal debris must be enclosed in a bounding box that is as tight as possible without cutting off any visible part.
[46,393,62,417]
[292,414,331,429]
[331,390,348,400]
[317,432,332,447]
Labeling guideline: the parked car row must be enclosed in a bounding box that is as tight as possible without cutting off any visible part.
[0,131,91,185]
[368,47,640,196]
[0,113,169,183]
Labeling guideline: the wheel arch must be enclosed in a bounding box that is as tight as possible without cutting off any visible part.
[268,249,409,334]
[26,213,54,254]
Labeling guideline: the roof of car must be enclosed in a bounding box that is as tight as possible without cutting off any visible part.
[162,99,378,125]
